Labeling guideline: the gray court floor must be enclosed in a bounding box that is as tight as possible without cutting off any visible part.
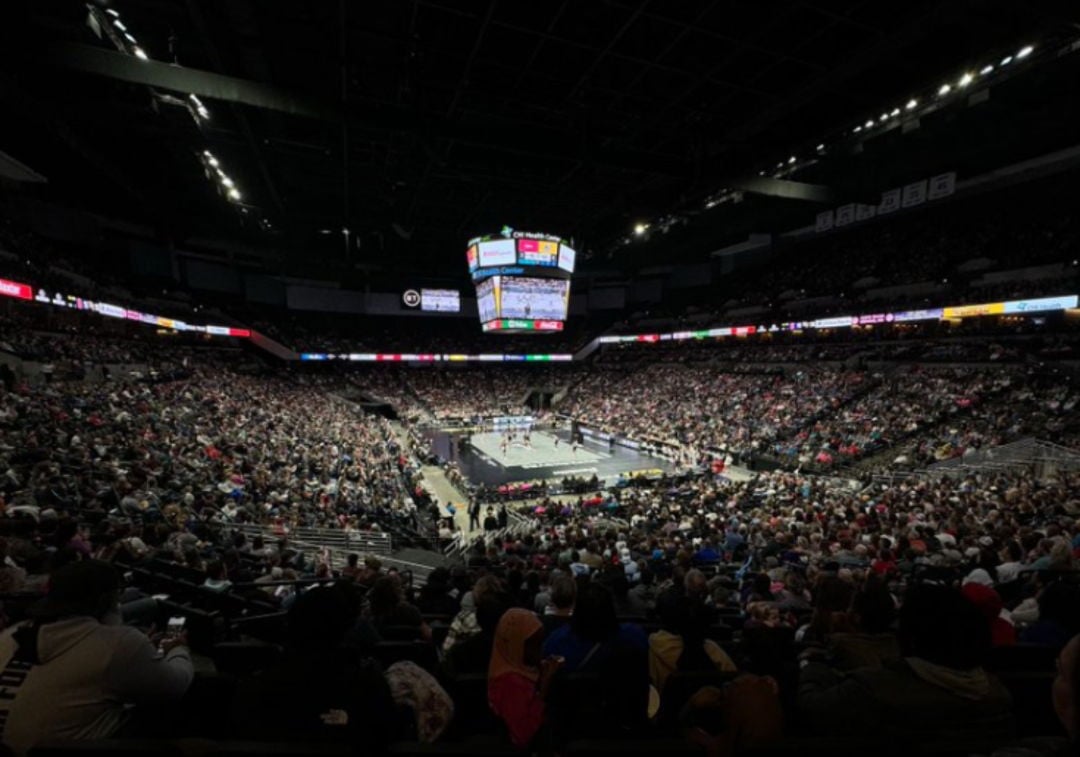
[469,430,605,469]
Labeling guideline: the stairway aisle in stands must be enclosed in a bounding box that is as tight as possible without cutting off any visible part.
[420,464,476,537]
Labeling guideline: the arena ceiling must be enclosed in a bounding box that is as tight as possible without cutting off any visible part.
[1,0,1074,279]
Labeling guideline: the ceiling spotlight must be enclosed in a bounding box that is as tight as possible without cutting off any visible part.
[132,46,148,60]
[1017,45,1033,59]
[853,125,862,133]
[938,83,951,96]
[980,64,994,75]
[106,8,120,17]
[879,113,888,122]
[123,32,135,43]
[112,20,126,31]
[787,156,796,164]
[890,107,900,117]
[864,119,874,128]
[633,223,648,236]
[906,98,918,110]
[1000,55,1013,66]
[227,187,241,201]
[816,143,825,152]
[221,176,234,188]
[958,72,974,87]
[207,157,219,168]
[319,229,332,235]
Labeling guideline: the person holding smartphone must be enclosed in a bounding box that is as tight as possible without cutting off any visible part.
[0,560,193,756]
[487,608,564,750]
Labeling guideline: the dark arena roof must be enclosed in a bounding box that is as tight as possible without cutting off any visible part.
[1,3,1080,757]
[3,0,1077,280]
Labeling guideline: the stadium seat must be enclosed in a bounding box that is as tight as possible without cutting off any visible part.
[444,673,504,739]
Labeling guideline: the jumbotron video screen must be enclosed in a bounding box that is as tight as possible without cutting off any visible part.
[466,230,575,333]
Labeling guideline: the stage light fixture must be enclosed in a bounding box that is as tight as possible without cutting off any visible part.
[938,83,951,95]
[1000,55,1013,66]
[1017,45,1033,59]
[958,72,974,87]
[906,98,918,110]
[633,223,648,236]
[980,64,994,75]
[133,46,148,60]
[227,187,241,201]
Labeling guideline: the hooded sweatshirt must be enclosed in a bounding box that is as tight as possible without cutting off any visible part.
[0,617,194,756]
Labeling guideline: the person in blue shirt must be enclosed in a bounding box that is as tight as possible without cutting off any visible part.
[541,582,650,735]
[693,540,721,564]
[542,582,647,672]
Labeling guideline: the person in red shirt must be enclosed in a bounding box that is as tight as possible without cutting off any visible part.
[487,608,563,749]
[961,583,1016,648]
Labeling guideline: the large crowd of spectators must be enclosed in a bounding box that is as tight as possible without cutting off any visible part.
[1,201,1079,754]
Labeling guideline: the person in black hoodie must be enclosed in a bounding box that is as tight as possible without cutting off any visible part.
[232,585,400,748]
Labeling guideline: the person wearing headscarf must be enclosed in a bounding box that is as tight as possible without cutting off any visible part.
[488,608,562,749]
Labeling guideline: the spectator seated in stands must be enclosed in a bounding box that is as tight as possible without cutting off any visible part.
[0,560,194,756]
[415,567,460,616]
[201,559,232,593]
[826,578,902,670]
[542,582,647,674]
[540,574,576,635]
[1020,581,1080,650]
[232,584,399,746]
[442,587,512,678]
[366,574,431,642]
[798,583,1013,744]
[961,579,1017,649]
[488,608,563,750]
[649,574,737,694]
[443,574,501,652]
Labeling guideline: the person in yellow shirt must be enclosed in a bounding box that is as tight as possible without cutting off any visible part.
[648,574,736,693]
